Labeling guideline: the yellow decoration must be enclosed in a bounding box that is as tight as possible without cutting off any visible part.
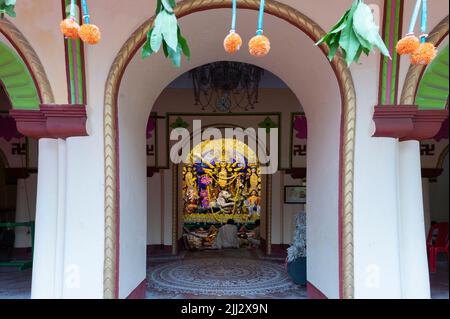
[60,18,80,39]
[411,42,437,65]
[396,34,420,55]
[224,31,242,54]
[79,23,101,45]
[248,34,270,57]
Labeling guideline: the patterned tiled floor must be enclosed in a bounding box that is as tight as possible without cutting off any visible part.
[146,249,307,299]
[1,251,448,299]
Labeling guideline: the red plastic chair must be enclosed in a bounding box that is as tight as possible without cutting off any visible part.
[426,222,449,273]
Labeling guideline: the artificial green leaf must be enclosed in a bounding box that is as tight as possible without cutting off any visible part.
[4,5,15,17]
[168,44,182,68]
[353,1,391,58]
[168,0,176,7]
[162,41,169,58]
[328,42,339,61]
[353,29,373,51]
[5,0,15,5]
[155,0,162,14]
[161,0,173,13]
[160,11,178,51]
[142,29,155,59]
[178,28,191,59]
[339,1,360,65]
[151,14,164,52]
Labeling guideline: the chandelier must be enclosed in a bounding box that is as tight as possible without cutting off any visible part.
[190,61,264,113]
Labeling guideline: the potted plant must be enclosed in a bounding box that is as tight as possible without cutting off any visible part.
[286,212,307,285]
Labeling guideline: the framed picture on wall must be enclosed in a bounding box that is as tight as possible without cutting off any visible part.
[284,186,306,204]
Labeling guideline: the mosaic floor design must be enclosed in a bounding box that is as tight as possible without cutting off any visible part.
[146,249,307,299]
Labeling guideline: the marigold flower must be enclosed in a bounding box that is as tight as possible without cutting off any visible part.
[224,31,242,54]
[79,24,101,45]
[60,18,80,39]
[396,34,420,55]
[411,42,437,65]
[248,35,270,57]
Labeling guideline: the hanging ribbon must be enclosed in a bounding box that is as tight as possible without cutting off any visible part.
[256,0,265,35]
[81,0,90,24]
[224,0,242,54]
[60,0,81,39]
[249,0,270,57]
[420,0,427,43]
[78,0,101,45]
[407,0,422,35]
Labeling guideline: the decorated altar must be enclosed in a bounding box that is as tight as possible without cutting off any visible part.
[182,138,262,226]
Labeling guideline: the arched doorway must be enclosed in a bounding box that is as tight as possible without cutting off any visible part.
[104,0,357,299]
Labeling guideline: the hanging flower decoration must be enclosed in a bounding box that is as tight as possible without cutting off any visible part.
[411,42,437,65]
[396,34,420,55]
[60,1,80,40]
[60,18,80,39]
[0,0,16,18]
[78,0,101,44]
[59,0,101,45]
[249,0,270,57]
[317,0,390,66]
[142,0,191,68]
[224,0,242,54]
[397,0,437,65]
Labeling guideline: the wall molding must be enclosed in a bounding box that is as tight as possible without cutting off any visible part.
[10,104,88,139]
[372,105,448,141]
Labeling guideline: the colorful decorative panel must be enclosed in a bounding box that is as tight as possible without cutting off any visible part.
[182,138,261,225]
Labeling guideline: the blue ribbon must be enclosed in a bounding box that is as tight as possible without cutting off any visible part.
[81,0,90,24]
[420,0,428,43]
[231,0,237,31]
[408,0,422,34]
[257,0,265,35]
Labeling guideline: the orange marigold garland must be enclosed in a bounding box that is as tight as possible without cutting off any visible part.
[399,0,437,65]
[60,18,80,39]
[79,0,101,45]
[249,34,270,57]
[224,31,242,54]
[60,1,80,39]
[224,0,242,54]
[249,0,270,57]
[79,23,101,45]
[411,41,437,65]
[396,34,420,55]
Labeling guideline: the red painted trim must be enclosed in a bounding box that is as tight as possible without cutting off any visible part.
[126,279,147,299]
[307,282,328,299]
[61,0,71,103]
[373,105,449,141]
[378,0,388,105]
[394,1,404,104]
[372,105,417,138]
[110,3,352,299]
[9,104,88,139]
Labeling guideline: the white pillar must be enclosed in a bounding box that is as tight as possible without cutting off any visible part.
[421,178,431,235]
[31,139,59,298]
[14,175,37,248]
[398,140,431,299]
